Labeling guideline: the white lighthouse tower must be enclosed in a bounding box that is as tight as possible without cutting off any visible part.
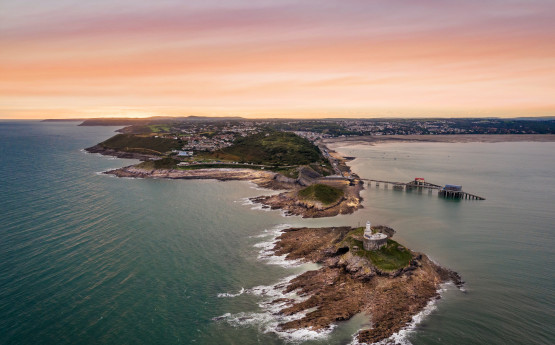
[365,220,372,237]
[363,220,387,251]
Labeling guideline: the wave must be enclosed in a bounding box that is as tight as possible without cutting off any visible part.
[214,224,335,341]
[217,287,245,298]
[238,197,255,206]
[214,275,334,342]
[238,196,282,213]
[254,224,303,268]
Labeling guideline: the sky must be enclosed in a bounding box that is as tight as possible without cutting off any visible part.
[1,0,555,119]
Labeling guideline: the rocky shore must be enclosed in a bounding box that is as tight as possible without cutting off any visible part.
[104,165,292,189]
[269,226,463,344]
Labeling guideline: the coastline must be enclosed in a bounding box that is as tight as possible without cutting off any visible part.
[222,226,463,344]
[104,164,364,218]
[88,133,464,343]
[90,128,366,219]
[323,133,555,147]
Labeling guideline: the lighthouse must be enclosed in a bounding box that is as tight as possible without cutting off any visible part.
[363,220,387,251]
[365,221,372,237]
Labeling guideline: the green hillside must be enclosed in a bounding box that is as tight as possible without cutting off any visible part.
[218,131,324,166]
[99,134,181,155]
[298,184,344,205]
[339,228,413,271]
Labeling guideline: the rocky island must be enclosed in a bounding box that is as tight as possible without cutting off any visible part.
[268,225,463,343]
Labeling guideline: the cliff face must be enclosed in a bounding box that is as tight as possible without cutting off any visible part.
[270,227,462,343]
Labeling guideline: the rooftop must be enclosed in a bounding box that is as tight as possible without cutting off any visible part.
[364,232,387,241]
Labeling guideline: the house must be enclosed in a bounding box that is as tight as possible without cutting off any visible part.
[177,151,194,157]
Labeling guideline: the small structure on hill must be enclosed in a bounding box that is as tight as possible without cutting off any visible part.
[363,221,388,251]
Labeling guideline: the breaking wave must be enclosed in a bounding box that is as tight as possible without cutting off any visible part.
[217,287,245,298]
[214,275,334,342]
[253,224,302,267]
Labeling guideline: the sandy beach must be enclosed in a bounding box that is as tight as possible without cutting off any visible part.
[323,134,555,147]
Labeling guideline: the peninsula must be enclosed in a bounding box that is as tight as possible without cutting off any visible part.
[85,116,555,215]
[87,125,363,218]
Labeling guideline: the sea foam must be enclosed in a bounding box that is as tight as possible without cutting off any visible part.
[254,224,303,267]
[214,224,334,341]
[214,274,334,342]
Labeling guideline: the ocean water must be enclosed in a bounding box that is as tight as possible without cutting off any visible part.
[0,121,554,345]
[330,141,555,345]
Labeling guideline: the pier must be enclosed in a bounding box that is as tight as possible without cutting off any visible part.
[362,178,485,200]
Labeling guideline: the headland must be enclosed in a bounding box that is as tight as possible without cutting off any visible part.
[88,126,364,218]
[269,225,463,344]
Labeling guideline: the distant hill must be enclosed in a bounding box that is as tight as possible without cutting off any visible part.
[78,116,245,126]
[97,134,181,155]
[41,119,85,122]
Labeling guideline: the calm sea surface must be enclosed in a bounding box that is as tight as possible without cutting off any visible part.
[1,121,554,345]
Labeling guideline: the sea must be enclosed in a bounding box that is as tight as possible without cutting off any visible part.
[0,121,554,345]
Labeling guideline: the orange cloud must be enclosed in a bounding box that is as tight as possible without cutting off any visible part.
[1,0,554,118]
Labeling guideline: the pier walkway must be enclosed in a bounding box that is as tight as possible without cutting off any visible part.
[361,178,485,200]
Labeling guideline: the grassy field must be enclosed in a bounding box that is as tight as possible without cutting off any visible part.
[147,124,171,133]
[298,184,344,205]
[214,131,325,166]
[361,240,413,271]
[100,134,180,154]
[340,228,413,271]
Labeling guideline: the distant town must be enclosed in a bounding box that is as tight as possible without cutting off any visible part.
[78,116,555,155]
[77,116,555,179]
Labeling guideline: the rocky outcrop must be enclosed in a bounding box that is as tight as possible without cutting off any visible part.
[270,226,463,343]
[250,181,363,218]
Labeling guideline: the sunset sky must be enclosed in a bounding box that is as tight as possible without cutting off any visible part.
[1,0,554,119]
